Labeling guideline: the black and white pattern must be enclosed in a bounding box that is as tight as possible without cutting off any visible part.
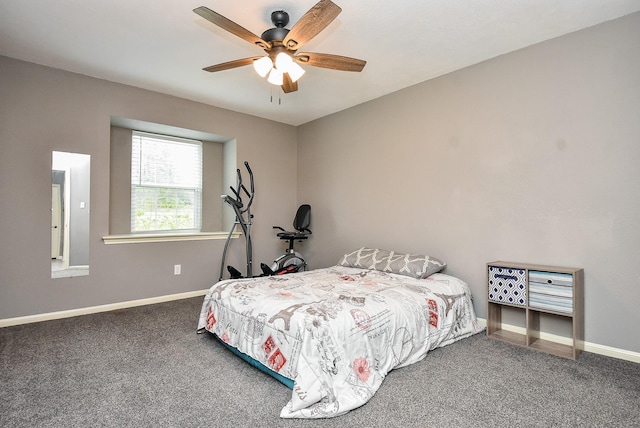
[488,266,527,306]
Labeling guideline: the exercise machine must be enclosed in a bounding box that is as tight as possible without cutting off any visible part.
[260,204,311,275]
[219,164,311,279]
[219,161,254,280]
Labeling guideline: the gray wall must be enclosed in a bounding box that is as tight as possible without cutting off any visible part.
[1,12,638,354]
[0,55,298,318]
[297,13,640,353]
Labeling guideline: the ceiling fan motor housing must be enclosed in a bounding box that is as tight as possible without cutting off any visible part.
[261,11,290,42]
[271,10,289,27]
[261,27,289,42]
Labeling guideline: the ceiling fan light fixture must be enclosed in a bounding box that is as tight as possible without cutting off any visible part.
[267,68,284,85]
[287,61,306,83]
[274,51,305,83]
[275,52,293,71]
[253,56,273,77]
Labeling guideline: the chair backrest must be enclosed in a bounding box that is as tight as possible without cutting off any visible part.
[293,204,311,232]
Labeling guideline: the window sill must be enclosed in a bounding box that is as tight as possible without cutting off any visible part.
[102,231,240,245]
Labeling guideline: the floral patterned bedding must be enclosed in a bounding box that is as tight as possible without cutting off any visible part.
[197,265,482,418]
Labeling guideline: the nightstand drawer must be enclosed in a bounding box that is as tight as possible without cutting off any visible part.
[488,265,527,306]
[529,271,573,287]
[528,294,573,314]
[529,271,573,313]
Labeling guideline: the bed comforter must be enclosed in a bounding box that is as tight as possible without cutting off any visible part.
[197,266,482,418]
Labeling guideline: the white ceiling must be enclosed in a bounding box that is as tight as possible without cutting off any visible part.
[1,1,639,126]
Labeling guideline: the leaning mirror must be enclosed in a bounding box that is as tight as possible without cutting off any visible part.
[51,151,90,278]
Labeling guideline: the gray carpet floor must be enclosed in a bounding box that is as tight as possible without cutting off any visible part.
[1,297,638,427]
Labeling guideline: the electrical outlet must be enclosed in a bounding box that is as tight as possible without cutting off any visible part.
[174,264,181,275]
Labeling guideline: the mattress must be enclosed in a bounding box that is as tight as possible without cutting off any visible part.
[197,265,482,418]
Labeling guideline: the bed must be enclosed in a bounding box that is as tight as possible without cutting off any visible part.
[197,248,482,418]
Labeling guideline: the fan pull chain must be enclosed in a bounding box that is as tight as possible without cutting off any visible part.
[269,87,282,105]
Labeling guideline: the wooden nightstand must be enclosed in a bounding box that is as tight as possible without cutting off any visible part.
[487,261,584,360]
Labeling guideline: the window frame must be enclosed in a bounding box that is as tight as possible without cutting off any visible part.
[130,131,203,234]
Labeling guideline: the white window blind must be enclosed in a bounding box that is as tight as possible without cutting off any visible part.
[131,131,202,232]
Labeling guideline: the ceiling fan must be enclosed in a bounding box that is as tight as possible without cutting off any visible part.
[193,0,366,93]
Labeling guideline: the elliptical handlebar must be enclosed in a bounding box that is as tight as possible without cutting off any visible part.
[224,162,255,213]
[219,161,256,280]
[244,161,254,212]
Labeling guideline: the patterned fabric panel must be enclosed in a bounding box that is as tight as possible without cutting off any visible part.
[488,265,527,306]
[198,266,482,419]
[339,247,446,279]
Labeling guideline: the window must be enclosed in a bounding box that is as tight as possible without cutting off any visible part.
[131,131,203,232]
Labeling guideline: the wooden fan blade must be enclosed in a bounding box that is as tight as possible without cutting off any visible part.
[282,73,298,93]
[283,0,341,50]
[194,6,271,49]
[203,57,263,72]
[295,52,366,72]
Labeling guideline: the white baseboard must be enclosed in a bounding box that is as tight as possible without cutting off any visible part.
[1,301,637,364]
[0,289,209,328]
[476,318,640,364]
